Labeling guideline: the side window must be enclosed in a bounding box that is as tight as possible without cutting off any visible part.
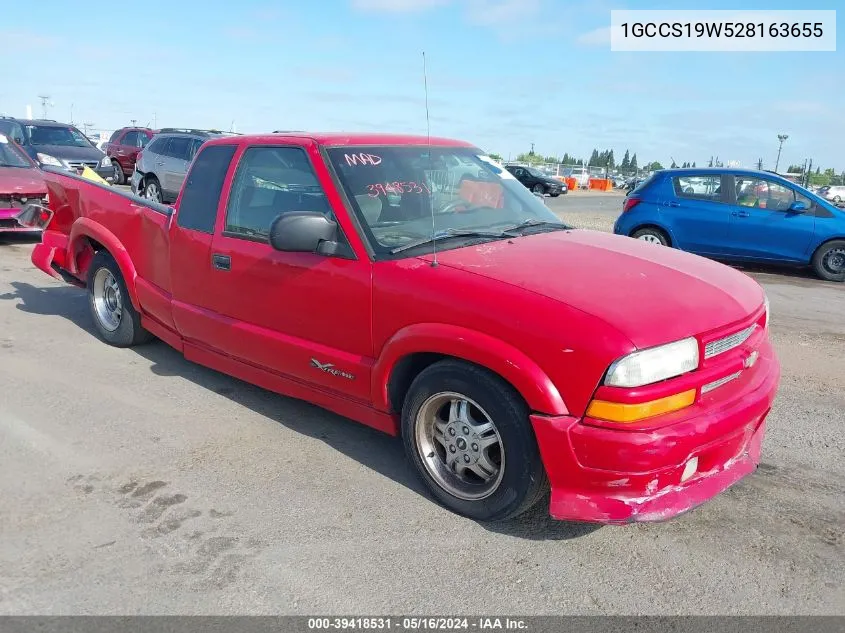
[224,146,332,240]
[168,137,191,161]
[139,133,151,148]
[176,145,237,234]
[735,177,795,211]
[122,131,140,147]
[148,137,169,156]
[189,138,204,159]
[109,129,122,142]
[672,175,722,202]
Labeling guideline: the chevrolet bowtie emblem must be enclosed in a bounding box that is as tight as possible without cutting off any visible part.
[744,350,759,369]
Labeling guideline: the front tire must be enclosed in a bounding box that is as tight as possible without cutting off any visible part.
[532,184,546,196]
[143,177,163,203]
[87,251,154,347]
[811,240,845,282]
[401,360,548,522]
[111,160,125,185]
[632,227,670,246]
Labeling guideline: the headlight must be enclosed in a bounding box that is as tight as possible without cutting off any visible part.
[100,155,113,168]
[37,153,64,167]
[605,337,699,388]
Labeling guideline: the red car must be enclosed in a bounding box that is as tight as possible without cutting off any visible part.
[0,134,48,233]
[104,126,154,185]
[19,133,780,523]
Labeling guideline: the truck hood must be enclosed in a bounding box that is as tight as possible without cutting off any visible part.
[424,229,764,349]
[0,167,47,195]
[31,144,105,161]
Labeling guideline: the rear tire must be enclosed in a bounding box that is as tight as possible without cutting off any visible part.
[632,227,670,246]
[811,240,845,282]
[87,251,154,347]
[111,160,125,185]
[401,359,548,522]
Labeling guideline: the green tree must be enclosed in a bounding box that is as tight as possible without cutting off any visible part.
[648,161,664,171]
[488,152,503,161]
[671,160,677,168]
[692,162,696,168]
[515,152,544,165]
[607,149,615,168]
[787,164,803,173]
[620,150,630,171]
[630,153,638,172]
[588,149,600,166]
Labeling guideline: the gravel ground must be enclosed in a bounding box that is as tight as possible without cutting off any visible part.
[0,209,843,615]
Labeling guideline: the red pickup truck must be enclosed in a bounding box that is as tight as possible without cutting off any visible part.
[21,132,780,523]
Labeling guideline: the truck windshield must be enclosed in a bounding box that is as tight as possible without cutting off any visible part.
[26,125,93,148]
[327,146,565,255]
[0,136,32,168]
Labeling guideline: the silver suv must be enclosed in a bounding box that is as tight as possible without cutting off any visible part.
[131,129,233,202]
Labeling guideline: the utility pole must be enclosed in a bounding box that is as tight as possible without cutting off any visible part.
[806,158,813,187]
[70,103,74,125]
[775,134,788,173]
[756,157,763,170]
[130,119,137,127]
[802,159,808,187]
[37,94,51,119]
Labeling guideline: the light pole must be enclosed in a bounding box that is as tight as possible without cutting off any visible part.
[774,134,788,172]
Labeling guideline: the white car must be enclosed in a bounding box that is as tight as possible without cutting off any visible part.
[818,185,845,203]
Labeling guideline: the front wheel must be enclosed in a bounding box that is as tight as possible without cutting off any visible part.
[401,360,548,522]
[812,240,845,282]
[87,251,154,347]
[111,160,125,185]
[143,177,163,203]
[532,184,545,196]
[833,195,841,203]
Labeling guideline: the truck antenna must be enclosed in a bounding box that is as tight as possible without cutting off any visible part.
[423,51,437,268]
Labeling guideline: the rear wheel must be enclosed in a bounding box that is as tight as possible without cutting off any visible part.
[632,227,670,246]
[143,177,162,203]
[87,251,153,347]
[401,360,548,522]
[111,160,124,185]
[833,195,841,203]
[811,240,845,282]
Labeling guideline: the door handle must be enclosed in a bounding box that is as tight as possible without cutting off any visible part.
[732,211,750,218]
[668,201,681,207]
[212,254,231,271]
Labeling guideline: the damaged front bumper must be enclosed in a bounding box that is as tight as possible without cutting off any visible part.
[530,340,780,524]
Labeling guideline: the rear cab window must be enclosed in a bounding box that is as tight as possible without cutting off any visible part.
[176,144,238,233]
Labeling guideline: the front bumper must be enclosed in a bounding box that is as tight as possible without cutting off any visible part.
[531,340,780,523]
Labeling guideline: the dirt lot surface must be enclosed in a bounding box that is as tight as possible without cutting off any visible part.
[1,216,843,615]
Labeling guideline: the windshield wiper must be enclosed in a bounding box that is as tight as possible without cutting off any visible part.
[498,219,570,234]
[390,228,513,254]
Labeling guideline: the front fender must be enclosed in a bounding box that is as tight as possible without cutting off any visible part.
[67,217,141,311]
[372,323,568,416]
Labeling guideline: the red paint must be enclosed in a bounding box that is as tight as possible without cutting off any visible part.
[28,132,781,523]
[0,140,48,232]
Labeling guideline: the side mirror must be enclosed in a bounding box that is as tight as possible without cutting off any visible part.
[269,212,338,254]
[788,200,808,213]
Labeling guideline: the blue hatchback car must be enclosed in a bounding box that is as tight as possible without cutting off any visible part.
[613,168,845,282]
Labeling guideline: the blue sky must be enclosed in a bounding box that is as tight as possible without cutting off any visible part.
[2,0,843,170]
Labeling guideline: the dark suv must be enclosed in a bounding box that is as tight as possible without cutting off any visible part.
[104,127,154,185]
[0,117,114,180]
[131,128,235,202]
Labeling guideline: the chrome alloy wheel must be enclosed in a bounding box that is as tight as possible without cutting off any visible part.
[414,392,504,501]
[637,233,663,244]
[92,268,123,332]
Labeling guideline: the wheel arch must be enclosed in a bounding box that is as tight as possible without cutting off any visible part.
[374,324,569,417]
[66,218,141,311]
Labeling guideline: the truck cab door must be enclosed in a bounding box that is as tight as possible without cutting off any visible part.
[168,143,239,342]
[201,141,374,402]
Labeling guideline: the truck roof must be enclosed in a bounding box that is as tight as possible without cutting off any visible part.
[205,132,477,148]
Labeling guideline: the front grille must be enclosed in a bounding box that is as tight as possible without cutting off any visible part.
[701,371,743,394]
[65,160,100,170]
[0,194,48,209]
[704,324,758,360]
